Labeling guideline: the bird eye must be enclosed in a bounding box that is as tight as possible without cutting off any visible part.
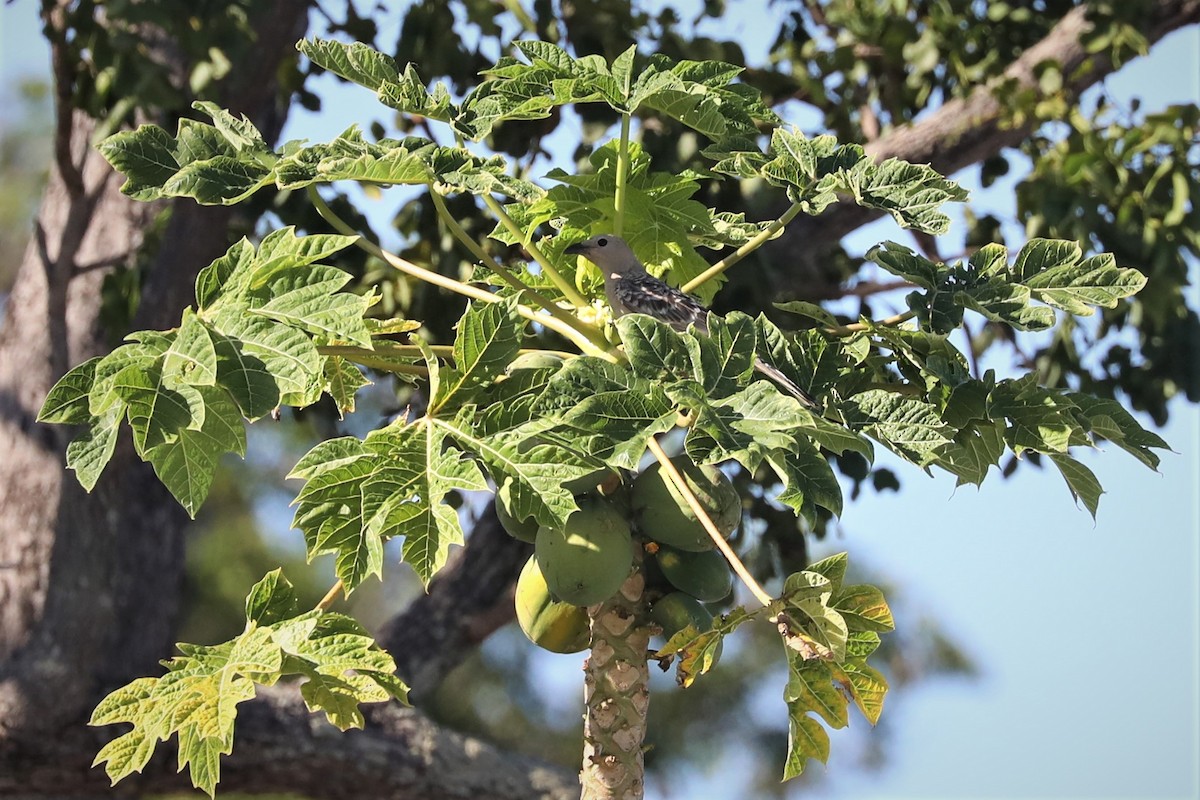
[597,237,608,247]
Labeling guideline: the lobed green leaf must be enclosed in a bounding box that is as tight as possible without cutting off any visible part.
[779,556,893,779]
[91,571,407,796]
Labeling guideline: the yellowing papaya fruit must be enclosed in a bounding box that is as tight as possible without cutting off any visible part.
[514,555,590,654]
[535,494,632,606]
[632,457,740,551]
[654,545,733,602]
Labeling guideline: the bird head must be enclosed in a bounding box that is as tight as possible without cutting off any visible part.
[563,233,643,277]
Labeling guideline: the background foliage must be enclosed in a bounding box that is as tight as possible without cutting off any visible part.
[1,1,1196,797]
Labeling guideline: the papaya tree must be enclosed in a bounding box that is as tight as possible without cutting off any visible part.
[35,33,1171,799]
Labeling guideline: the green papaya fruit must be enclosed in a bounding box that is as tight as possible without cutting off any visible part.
[562,463,619,495]
[535,495,632,606]
[650,591,722,667]
[494,494,538,543]
[514,556,590,654]
[632,457,740,551]
[650,591,714,638]
[507,351,566,371]
[654,545,733,602]
[640,546,671,593]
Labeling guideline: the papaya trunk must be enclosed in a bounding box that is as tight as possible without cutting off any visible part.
[580,554,651,800]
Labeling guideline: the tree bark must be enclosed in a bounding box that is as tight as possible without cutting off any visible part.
[0,0,298,750]
[580,556,651,800]
[0,102,187,735]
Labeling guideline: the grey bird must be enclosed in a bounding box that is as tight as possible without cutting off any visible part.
[564,233,820,410]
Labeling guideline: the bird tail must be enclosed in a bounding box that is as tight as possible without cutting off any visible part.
[754,359,820,410]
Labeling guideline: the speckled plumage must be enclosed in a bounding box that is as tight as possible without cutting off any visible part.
[610,270,709,331]
[564,233,820,410]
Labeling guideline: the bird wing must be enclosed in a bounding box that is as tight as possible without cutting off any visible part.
[612,272,709,332]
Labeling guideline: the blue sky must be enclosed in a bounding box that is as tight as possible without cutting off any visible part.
[2,3,1197,798]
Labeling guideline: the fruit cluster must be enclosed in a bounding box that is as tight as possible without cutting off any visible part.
[504,455,740,655]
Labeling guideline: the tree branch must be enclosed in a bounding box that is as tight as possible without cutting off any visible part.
[768,0,1200,294]
[0,684,577,799]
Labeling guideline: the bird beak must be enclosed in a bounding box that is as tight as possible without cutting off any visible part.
[563,241,587,256]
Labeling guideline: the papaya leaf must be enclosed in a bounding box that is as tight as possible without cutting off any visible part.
[66,408,122,491]
[147,386,247,517]
[298,39,455,122]
[835,661,889,725]
[989,375,1089,456]
[291,416,487,590]
[766,441,844,518]
[656,606,755,688]
[90,571,406,797]
[504,142,720,300]
[38,356,102,425]
[1022,247,1147,315]
[438,418,585,531]
[430,296,525,414]
[617,313,694,384]
[163,311,219,387]
[779,557,893,780]
[677,380,811,469]
[713,129,966,234]
[687,311,757,396]
[1048,453,1104,519]
[1066,393,1169,470]
[784,708,831,779]
[842,390,957,467]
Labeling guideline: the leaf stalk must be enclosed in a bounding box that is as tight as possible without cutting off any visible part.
[429,190,612,351]
[613,113,632,237]
[481,193,589,307]
[316,580,343,611]
[308,187,613,358]
[646,436,773,607]
[682,202,804,294]
[825,309,918,336]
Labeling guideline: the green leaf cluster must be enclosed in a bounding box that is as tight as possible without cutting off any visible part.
[656,605,755,688]
[1015,100,1200,424]
[833,348,1167,510]
[654,552,895,780]
[777,553,894,779]
[274,127,542,201]
[705,129,968,234]
[496,140,728,301]
[90,570,407,798]
[301,38,778,144]
[286,298,607,590]
[870,237,1148,334]
[546,312,871,522]
[38,229,372,514]
[99,103,542,206]
[95,39,982,312]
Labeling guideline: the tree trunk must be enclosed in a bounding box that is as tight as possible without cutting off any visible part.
[0,0,308,749]
[580,552,652,800]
